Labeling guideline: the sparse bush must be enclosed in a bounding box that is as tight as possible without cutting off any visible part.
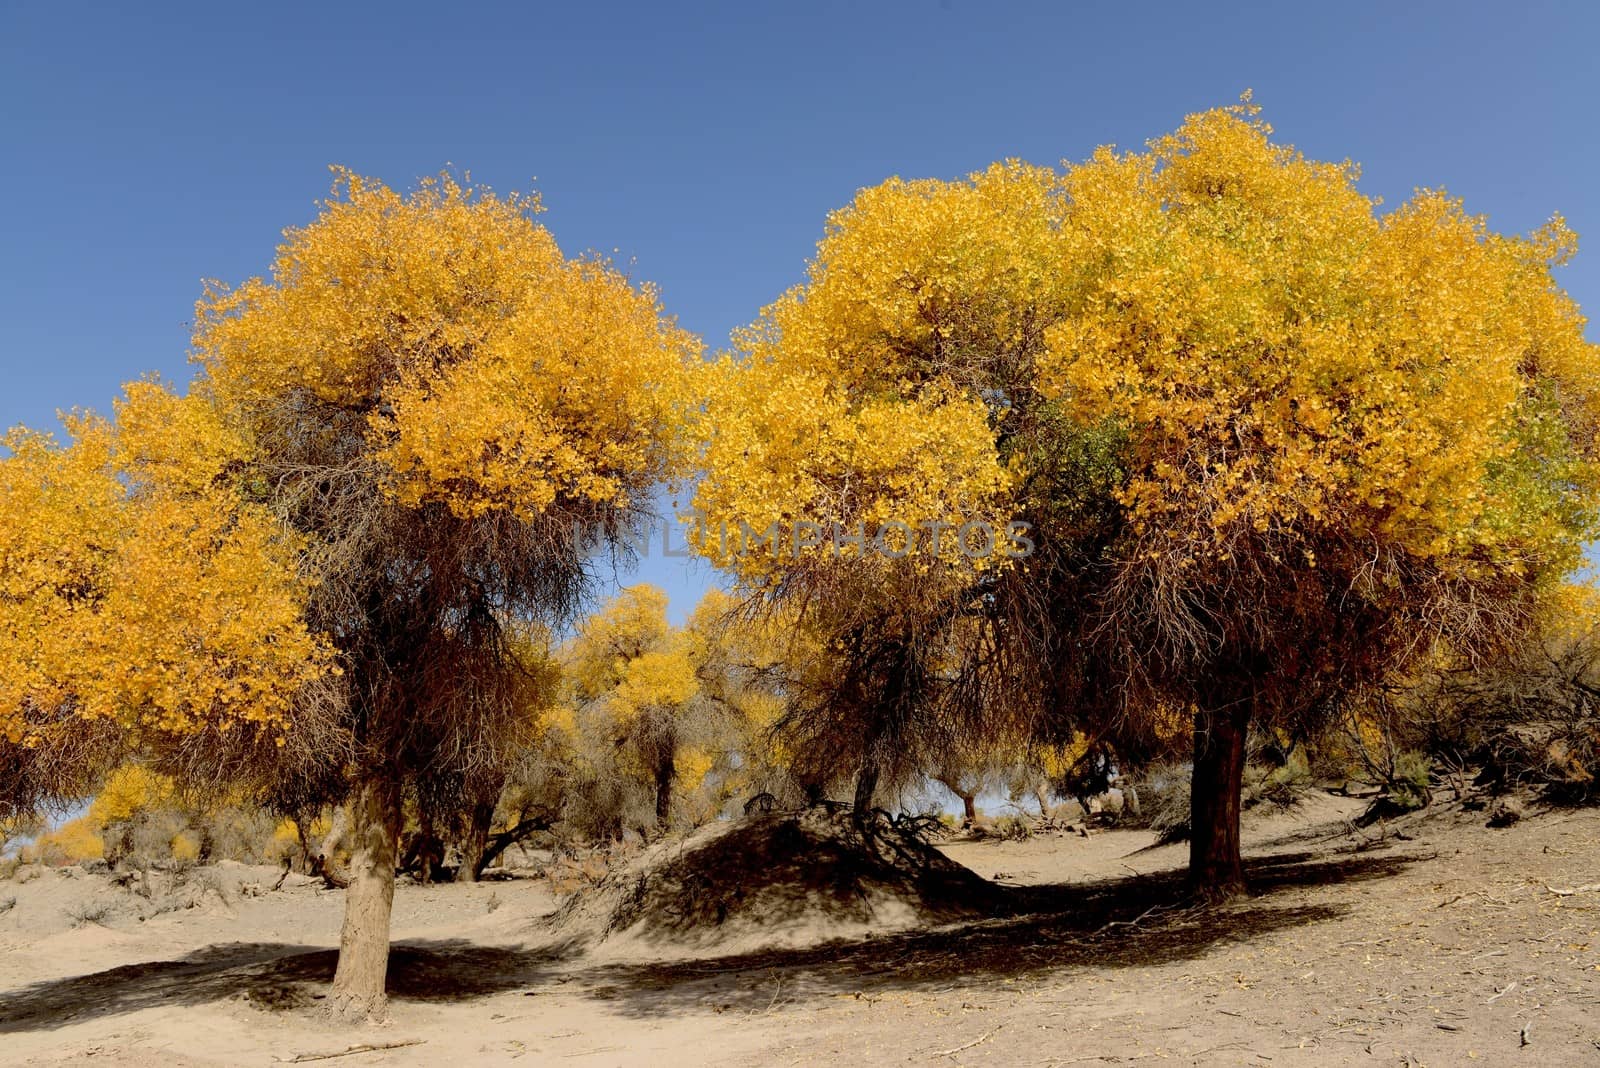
[194,807,280,863]
[1389,751,1433,811]
[1331,590,1600,807]
[170,830,202,862]
[65,900,112,927]
[976,814,1034,841]
[1244,749,1312,811]
[1124,762,1192,843]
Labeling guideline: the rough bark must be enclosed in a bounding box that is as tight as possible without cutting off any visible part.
[418,809,436,885]
[1189,698,1251,899]
[313,802,352,889]
[653,751,675,832]
[455,801,493,883]
[853,762,879,821]
[327,774,401,1020]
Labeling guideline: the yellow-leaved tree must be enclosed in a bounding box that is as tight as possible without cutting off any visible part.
[1031,98,1600,894]
[562,585,735,832]
[5,169,701,1018]
[692,98,1600,899]
[1,406,329,833]
[689,163,1059,814]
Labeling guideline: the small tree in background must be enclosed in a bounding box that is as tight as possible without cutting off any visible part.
[562,585,745,834]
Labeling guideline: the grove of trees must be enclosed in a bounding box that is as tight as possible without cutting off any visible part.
[5,98,1598,1016]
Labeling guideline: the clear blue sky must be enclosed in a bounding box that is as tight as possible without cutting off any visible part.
[4,1,1597,622]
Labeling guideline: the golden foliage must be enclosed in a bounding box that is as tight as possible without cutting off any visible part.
[1036,99,1600,582]
[22,814,104,864]
[89,764,178,827]
[0,412,325,753]
[689,164,1061,579]
[194,169,701,522]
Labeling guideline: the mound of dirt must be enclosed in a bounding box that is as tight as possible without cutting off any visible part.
[550,809,1001,958]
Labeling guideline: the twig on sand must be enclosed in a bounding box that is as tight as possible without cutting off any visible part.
[1486,981,1518,1005]
[933,1028,998,1058]
[271,858,291,892]
[276,1039,424,1063]
[1091,905,1169,937]
[1545,882,1600,896]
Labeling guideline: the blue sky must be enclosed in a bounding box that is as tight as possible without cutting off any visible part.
[4,1,1597,622]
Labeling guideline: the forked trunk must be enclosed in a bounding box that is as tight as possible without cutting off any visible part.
[1188,698,1251,900]
[328,774,401,1020]
[456,801,493,883]
[934,775,978,826]
[1034,783,1054,821]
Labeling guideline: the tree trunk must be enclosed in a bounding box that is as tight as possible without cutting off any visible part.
[327,774,401,1020]
[293,811,315,874]
[853,762,879,822]
[1189,698,1251,900]
[418,808,436,885]
[1034,783,1053,821]
[455,801,493,883]
[934,775,978,827]
[314,802,351,888]
[654,751,675,832]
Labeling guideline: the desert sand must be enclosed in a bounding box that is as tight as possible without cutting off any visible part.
[3,794,1598,1066]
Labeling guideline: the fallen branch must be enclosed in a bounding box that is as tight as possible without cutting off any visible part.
[932,1028,998,1058]
[1545,882,1600,897]
[277,1039,424,1063]
[472,812,555,878]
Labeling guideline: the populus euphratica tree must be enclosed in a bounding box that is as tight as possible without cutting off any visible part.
[688,162,1058,813]
[1,404,332,833]
[193,171,698,1014]
[1036,99,1600,894]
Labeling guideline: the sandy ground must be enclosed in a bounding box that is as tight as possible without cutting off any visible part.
[3,793,1598,1066]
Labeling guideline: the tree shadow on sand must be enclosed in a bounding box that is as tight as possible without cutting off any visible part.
[0,847,1419,1032]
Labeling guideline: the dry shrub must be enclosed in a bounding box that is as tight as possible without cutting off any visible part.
[544,850,618,896]
[553,809,999,954]
[1335,627,1600,806]
[65,900,113,926]
[972,814,1034,841]
[1124,762,1192,843]
[1243,749,1313,811]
